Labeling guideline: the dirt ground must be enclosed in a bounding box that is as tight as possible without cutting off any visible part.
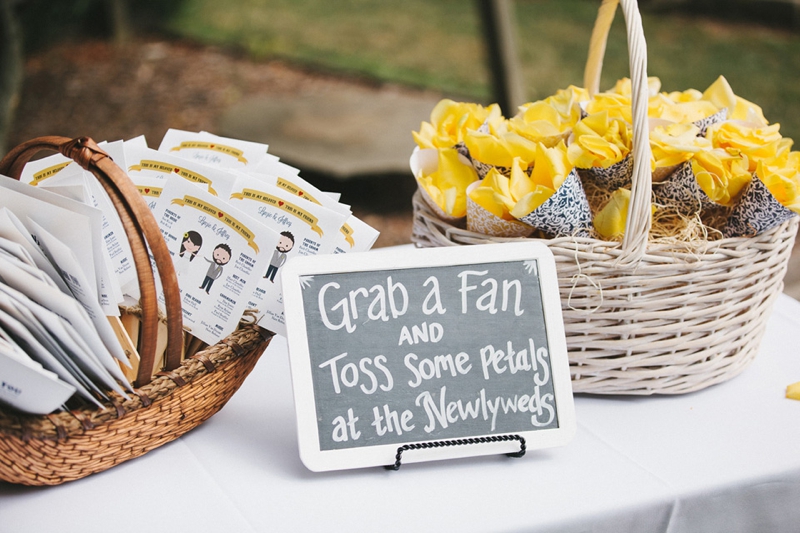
[6,38,416,248]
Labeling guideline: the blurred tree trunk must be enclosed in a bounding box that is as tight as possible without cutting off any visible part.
[476,0,525,116]
[107,0,130,46]
[0,0,23,155]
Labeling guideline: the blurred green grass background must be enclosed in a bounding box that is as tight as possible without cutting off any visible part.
[162,0,800,142]
[16,0,798,142]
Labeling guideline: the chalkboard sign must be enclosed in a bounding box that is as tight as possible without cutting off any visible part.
[282,242,575,472]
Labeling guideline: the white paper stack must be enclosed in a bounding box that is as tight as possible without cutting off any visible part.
[1,129,381,415]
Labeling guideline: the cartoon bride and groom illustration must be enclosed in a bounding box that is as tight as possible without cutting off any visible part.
[175,229,295,295]
[174,230,230,294]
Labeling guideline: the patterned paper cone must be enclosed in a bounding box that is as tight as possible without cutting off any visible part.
[465,181,535,238]
[722,176,797,238]
[454,142,509,179]
[576,154,633,192]
[517,169,593,238]
[694,108,728,137]
[652,161,716,216]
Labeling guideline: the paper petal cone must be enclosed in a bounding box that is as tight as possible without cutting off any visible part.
[576,154,633,192]
[517,169,593,238]
[410,146,468,224]
[652,161,715,216]
[416,181,466,224]
[465,182,535,238]
[723,176,797,237]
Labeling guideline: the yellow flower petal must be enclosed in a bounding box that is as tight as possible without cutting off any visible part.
[417,147,479,217]
[707,121,784,172]
[787,381,800,400]
[692,149,752,206]
[508,116,564,145]
[503,132,539,165]
[756,152,800,214]
[655,100,720,123]
[470,166,524,219]
[731,96,768,125]
[593,187,632,240]
[469,145,572,220]
[585,93,632,124]
[611,76,662,97]
[702,76,738,114]
[516,85,589,131]
[666,88,703,103]
[650,123,711,170]
[413,99,502,149]
[469,185,512,219]
[509,158,536,200]
[412,122,438,149]
[464,129,513,168]
[593,188,657,240]
[509,186,556,218]
[568,112,632,168]
[701,76,768,124]
[531,143,570,189]
[482,167,512,199]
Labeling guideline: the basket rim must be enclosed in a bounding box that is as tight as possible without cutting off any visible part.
[0,323,272,441]
[411,188,799,260]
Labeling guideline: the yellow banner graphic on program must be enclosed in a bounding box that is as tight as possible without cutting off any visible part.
[168,141,248,164]
[129,160,219,196]
[31,162,72,185]
[171,195,260,253]
[339,223,355,248]
[231,189,324,237]
[136,185,162,198]
[276,177,321,205]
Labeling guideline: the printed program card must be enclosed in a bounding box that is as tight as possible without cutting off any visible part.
[158,129,271,170]
[334,215,380,254]
[125,145,240,200]
[228,175,349,336]
[151,177,280,345]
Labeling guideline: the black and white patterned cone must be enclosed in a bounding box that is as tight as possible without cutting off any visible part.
[694,108,728,137]
[576,154,633,192]
[652,161,715,216]
[723,176,797,238]
[517,169,593,238]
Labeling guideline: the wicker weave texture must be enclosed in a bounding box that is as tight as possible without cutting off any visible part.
[412,191,798,395]
[0,326,269,486]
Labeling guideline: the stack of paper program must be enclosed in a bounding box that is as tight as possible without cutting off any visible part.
[0,130,379,415]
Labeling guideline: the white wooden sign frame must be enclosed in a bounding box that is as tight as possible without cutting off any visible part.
[282,242,575,472]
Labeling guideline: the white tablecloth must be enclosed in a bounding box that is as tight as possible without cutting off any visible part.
[2,295,800,533]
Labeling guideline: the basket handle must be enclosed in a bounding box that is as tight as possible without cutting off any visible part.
[0,136,184,387]
[583,0,652,266]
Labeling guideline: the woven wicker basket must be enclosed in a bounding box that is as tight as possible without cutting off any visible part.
[412,0,799,395]
[0,136,272,485]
